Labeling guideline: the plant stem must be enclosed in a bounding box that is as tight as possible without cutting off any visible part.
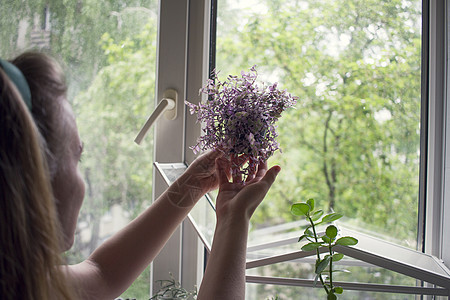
[329,244,333,291]
[308,216,330,295]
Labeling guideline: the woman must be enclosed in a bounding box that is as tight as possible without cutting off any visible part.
[0,56,75,299]
[0,52,280,299]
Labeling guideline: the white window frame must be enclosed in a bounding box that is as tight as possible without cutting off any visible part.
[151,0,211,295]
[425,0,446,260]
[151,0,450,298]
[439,0,450,269]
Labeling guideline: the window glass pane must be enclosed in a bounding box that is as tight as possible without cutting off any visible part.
[1,1,158,298]
[216,0,422,250]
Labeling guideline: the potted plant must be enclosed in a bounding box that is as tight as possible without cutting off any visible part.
[150,273,197,300]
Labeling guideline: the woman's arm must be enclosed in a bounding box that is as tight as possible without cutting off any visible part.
[66,150,223,299]
[197,158,280,300]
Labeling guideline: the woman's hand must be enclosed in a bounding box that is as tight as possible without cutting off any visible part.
[167,150,225,208]
[184,149,225,194]
[215,157,281,224]
[197,158,280,300]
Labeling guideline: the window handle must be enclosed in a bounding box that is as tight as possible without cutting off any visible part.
[134,89,177,145]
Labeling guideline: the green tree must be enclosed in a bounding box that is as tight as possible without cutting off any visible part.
[0,0,157,94]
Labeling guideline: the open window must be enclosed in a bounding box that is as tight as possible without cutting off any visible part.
[2,0,449,298]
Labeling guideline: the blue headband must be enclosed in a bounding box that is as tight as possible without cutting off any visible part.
[0,59,32,110]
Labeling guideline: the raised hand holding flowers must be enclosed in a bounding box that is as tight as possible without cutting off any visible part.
[186,66,297,180]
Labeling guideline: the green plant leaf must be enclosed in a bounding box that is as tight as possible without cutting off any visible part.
[298,234,309,242]
[301,242,322,251]
[332,253,344,262]
[313,274,321,286]
[334,286,344,294]
[315,256,330,274]
[306,198,315,210]
[305,227,314,237]
[322,213,343,223]
[322,235,331,243]
[336,236,358,246]
[310,209,324,221]
[327,292,337,300]
[326,225,338,239]
[291,203,311,216]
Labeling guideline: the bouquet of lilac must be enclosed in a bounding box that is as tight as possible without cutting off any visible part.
[186,66,297,179]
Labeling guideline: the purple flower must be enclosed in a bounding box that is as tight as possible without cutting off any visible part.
[185,66,297,178]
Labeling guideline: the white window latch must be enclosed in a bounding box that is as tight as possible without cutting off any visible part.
[134,88,177,145]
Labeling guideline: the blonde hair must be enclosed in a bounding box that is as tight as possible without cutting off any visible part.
[0,66,74,298]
